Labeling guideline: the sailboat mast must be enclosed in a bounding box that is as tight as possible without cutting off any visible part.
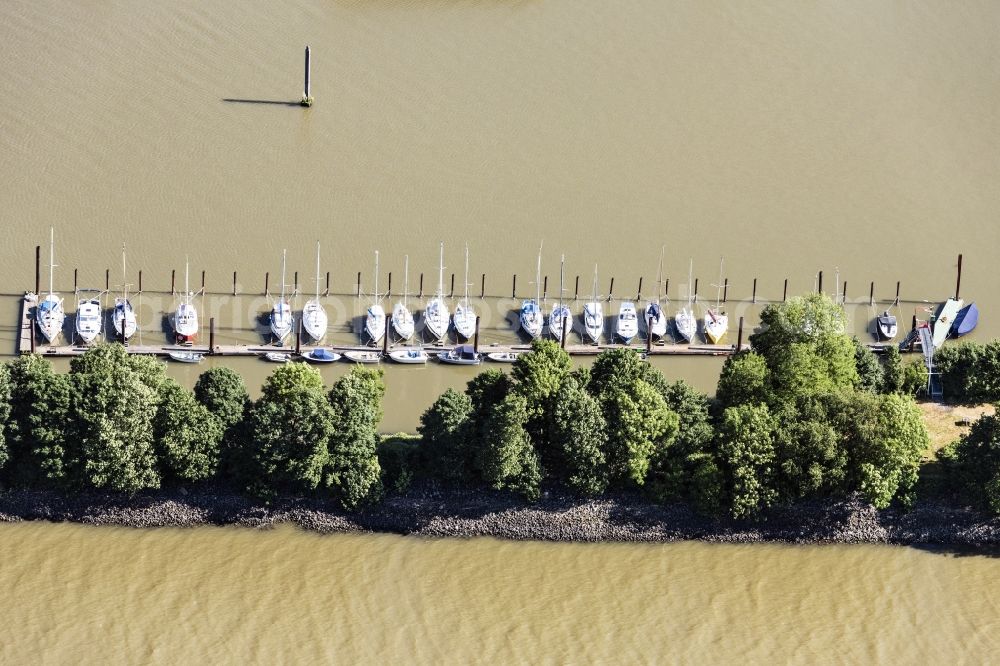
[463,244,470,307]
[656,245,664,303]
[536,244,543,303]
[48,228,55,296]
[437,242,444,298]
[592,264,598,302]
[280,249,287,301]
[687,259,694,307]
[374,251,380,302]
[315,242,321,300]
[403,255,409,307]
[558,255,565,309]
[716,257,724,309]
[185,256,190,301]
[121,243,128,301]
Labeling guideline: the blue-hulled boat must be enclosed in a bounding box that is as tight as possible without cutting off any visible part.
[951,302,979,338]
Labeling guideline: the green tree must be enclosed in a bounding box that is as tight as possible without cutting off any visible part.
[511,339,571,454]
[716,352,769,408]
[154,380,224,483]
[325,367,385,509]
[69,345,161,494]
[463,369,513,477]
[2,355,74,487]
[853,338,884,393]
[550,376,608,495]
[417,388,472,482]
[600,380,678,486]
[588,348,648,396]
[717,403,778,518]
[478,393,541,501]
[0,363,10,471]
[940,408,1000,512]
[194,367,249,432]
[246,363,332,495]
[771,393,846,501]
[881,345,904,394]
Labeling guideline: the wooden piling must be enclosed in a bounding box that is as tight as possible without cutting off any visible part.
[693,278,698,302]
[561,314,568,350]
[171,269,176,296]
[233,271,238,296]
[30,323,35,354]
[574,275,579,301]
[419,273,424,299]
[295,319,302,355]
[737,316,744,351]
[473,315,481,354]
[646,317,652,354]
[723,278,729,303]
[382,324,389,355]
[752,278,757,304]
[450,273,455,298]
[293,271,298,292]
[34,245,40,295]
[895,281,900,306]
[105,269,109,291]
[73,269,78,293]
[842,280,847,304]
[783,279,788,302]
[637,277,643,301]
[869,281,874,306]
[955,253,963,300]
[481,273,486,299]
[818,270,823,294]
[138,270,142,293]
[209,318,215,353]
[608,277,614,302]
[325,271,330,296]
[300,46,313,107]
[357,271,362,297]
[201,270,206,291]
[512,274,517,298]
[264,272,269,296]
[543,275,548,300]
[387,272,392,297]
[665,278,669,297]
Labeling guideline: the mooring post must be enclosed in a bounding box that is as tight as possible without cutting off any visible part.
[171,269,176,296]
[608,277,614,302]
[636,277,643,301]
[512,274,517,299]
[138,270,142,293]
[382,324,389,355]
[665,278,669,297]
[480,273,486,299]
[574,276,579,301]
[473,315,481,354]
[895,281,900,306]
[300,46,313,107]
[723,278,729,303]
[264,272,269,296]
[543,276,548,300]
[105,269,109,291]
[233,271,238,296]
[561,314,568,350]
[646,317,652,354]
[450,273,455,298]
[387,272,392,298]
[752,278,757,304]
[842,281,847,304]
[818,270,823,294]
[419,273,424,299]
[30,325,35,354]
[74,268,78,293]
[121,313,127,345]
[783,279,788,302]
[209,318,215,353]
[357,271,362,297]
[34,245,40,295]
[693,278,698,303]
[295,319,302,355]
[956,253,963,300]
[325,271,330,296]
[201,270,206,291]
[293,271,298,293]
[737,316,744,351]
[869,281,874,306]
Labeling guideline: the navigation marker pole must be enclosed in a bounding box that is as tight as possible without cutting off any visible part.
[301,46,314,107]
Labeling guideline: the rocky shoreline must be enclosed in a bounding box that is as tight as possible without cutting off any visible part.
[2,486,1000,548]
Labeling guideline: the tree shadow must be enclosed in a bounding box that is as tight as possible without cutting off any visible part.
[222,98,303,107]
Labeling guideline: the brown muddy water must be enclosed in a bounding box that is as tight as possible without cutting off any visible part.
[1,522,999,663]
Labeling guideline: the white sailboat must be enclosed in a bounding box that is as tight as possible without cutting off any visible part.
[644,245,668,340]
[549,254,571,341]
[583,265,603,344]
[36,227,65,343]
[112,244,137,341]
[704,257,729,344]
[269,249,293,343]
[365,250,386,344]
[675,259,697,343]
[173,258,199,345]
[520,243,544,339]
[302,242,328,342]
[391,255,415,341]
[75,292,102,345]
[423,242,450,341]
[453,243,476,340]
[616,301,639,343]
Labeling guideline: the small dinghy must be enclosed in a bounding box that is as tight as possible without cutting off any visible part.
[876,310,898,341]
[951,303,978,338]
[344,350,382,364]
[263,351,291,363]
[168,350,204,364]
[438,344,481,365]
[616,301,639,343]
[486,351,520,363]
[303,348,341,363]
[388,347,429,364]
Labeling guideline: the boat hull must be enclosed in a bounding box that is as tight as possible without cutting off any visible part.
[704,311,728,344]
[36,294,65,343]
[583,302,603,343]
[453,303,476,340]
[675,308,696,343]
[391,303,415,340]
[365,305,386,343]
[932,298,963,348]
[423,299,450,341]
[302,300,328,342]
[951,303,978,338]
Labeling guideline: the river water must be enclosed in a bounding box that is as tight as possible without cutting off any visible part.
[2,0,999,430]
[1,522,998,663]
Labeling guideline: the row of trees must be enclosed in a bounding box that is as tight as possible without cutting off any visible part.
[0,345,383,508]
[417,294,931,517]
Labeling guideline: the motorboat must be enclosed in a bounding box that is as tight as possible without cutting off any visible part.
[549,254,570,341]
[36,228,65,343]
[168,350,204,363]
[423,242,450,341]
[344,350,382,363]
[302,242,328,342]
[876,310,898,341]
[270,249,293,342]
[438,344,481,365]
[453,244,476,340]
[112,244,137,342]
[616,301,639,343]
[303,348,341,363]
[951,303,978,338]
[173,258,199,345]
[703,257,728,344]
[263,351,291,363]
[391,255,415,341]
[365,251,386,344]
[583,265,603,343]
[519,243,544,339]
[487,351,520,363]
[388,347,428,364]
[75,295,102,344]
[932,298,963,348]
[644,246,668,341]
